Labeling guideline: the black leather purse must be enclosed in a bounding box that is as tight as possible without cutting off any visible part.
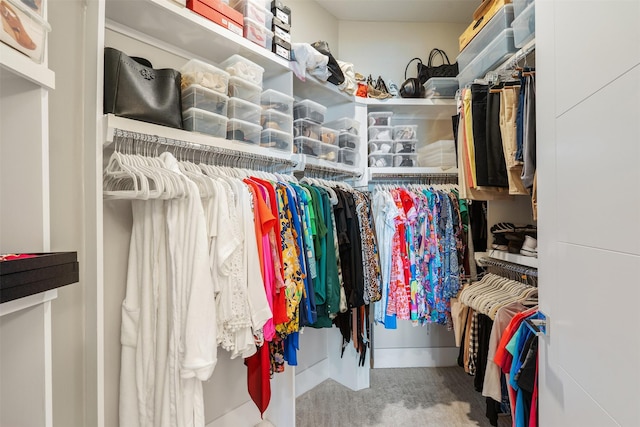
[103,47,183,129]
[418,48,459,83]
[400,58,426,98]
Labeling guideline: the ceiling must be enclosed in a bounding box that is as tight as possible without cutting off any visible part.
[313,0,481,24]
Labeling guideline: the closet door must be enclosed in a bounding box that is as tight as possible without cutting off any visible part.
[537,1,640,425]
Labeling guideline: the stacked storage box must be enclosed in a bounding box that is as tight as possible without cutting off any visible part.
[456,4,517,86]
[180,59,230,137]
[512,0,535,48]
[270,0,292,60]
[221,54,264,145]
[0,0,51,64]
[293,99,334,160]
[367,112,419,168]
[419,140,457,169]
[324,117,361,166]
[260,89,294,151]
[229,0,274,50]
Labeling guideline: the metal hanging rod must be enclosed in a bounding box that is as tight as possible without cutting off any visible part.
[479,256,538,286]
[369,172,458,184]
[294,160,362,180]
[496,40,536,72]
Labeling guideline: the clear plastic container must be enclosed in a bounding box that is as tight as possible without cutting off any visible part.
[293,118,322,141]
[368,126,393,141]
[424,78,459,99]
[393,154,419,167]
[261,89,294,114]
[321,127,339,145]
[367,112,393,127]
[243,17,274,49]
[338,132,360,150]
[260,128,292,152]
[512,3,535,48]
[230,0,273,27]
[261,109,292,132]
[513,0,534,18]
[181,84,229,116]
[368,140,394,154]
[368,154,394,168]
[294,136,320,157]
[227,76,262,104]
[220,54,265,86]
[182,107,228,138]
[227,97,262,124]
[180,59,230,94]
[420,139,457,168]
[319,143,339,163]
[227,118,262,144]
[339,148,359,166]
[457,29,517,86]
[273,22,291,43]
[393,140,417,154]
[457,5,515,71]
[324,117,360,135]
[393,124,418,140]
[0,0,50,63]
[293,99,327,123]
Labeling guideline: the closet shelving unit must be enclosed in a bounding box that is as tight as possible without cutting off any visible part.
[0,21,57,427]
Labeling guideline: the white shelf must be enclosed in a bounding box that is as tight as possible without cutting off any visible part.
[103,114,294,163]
[0,289,57,317]
[488,249,538,268]
[104,0,289,78]
[368,166,457,180]
[359,97,457,119]
[0,44,55,90]
[292,74,354,106]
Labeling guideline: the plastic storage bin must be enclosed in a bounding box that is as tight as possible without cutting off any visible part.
[321,127,339,145]
[294,136,320,157]
[457,29,517,86]
[230,0,273,27]
[0,0,50,63]
[261,109,292,132]
[368,154,394,168]
[243,17,274,49]
[420,140,457,168]
[227,118,262,144]
[181,59,230,94]
[393,125,418,140]
[368,140,394,155]
[368,126,393,141]
[424,78,459,99]
[182,107,228,138]
[367,112,393,127]
[294,118,321,140]
[339,148,359,166]
[394,154,419,167]
[261,89,294,114]
[512,3,535,48]
[513,0,534,17]
[393,140,417,154]
[319,143,339,162]
[338,131,360,150]
[324,117,360,135]
[227,97,262,124]
[457,5,515,71]
[293,99,326,123]
[260,128,292,152]
[227,76,262,104]
[220,54,264,86]
[181,84,229,116]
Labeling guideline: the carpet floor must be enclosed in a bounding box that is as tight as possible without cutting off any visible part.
[296,366,512,427]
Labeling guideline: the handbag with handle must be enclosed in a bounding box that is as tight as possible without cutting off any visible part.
[417,48,459,84]
[399,57,426,98]
[103,47,183,129]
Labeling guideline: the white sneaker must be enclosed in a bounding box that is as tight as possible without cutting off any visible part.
[520,235,538,257]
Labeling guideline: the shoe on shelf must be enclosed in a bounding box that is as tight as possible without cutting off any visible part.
[490,222,516,234]
[520,235,538,257]
[491,234,508,251]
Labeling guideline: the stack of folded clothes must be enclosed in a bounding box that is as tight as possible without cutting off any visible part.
[490,223,537,257]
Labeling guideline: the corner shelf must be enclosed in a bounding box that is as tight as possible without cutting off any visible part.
[292,74,354,106]
[0,44,55,90]
[488,249,538,269]
[359,97,457,120]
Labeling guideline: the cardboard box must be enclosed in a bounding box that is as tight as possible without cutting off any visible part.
[273,20,291,43]
[459,0,511,51]
[187,0,244,37]
[0,252,79,303]
[272,35,291,60]
[270,0,291,26]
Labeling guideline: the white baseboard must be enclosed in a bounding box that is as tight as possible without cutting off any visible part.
[206,400,262,427]
[295,358,329,398]
[373,347,459,368]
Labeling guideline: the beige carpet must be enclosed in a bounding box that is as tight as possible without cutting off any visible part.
[296,367,512,427]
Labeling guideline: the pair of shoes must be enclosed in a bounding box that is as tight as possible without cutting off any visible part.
[505,232,525,254]
[520,235,538,257]
[387,80,400,97]
[492,233,509,251]
[490,222,516,234]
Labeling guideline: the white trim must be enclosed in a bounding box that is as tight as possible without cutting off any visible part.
[205,399,263,427]
[488,249,538,268]
[0,43,55,90]
[44,300,53,427]
[0,289,57,317]
[373,347,459,368]
[295,358,330,398]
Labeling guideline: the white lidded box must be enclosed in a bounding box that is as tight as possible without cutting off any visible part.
[419,139,457,168]
[220,54,264,86]
[261,88,294,114]
[243,17,273,50]
[368,126,393,141]
[227,118,261,144]
[182,107,228,138]
[182,84,229,116]
[324,117,360,135]
[457,29,517,86]
[367,112,393,127]
[260,128,292,152]
[393,124,418,140]
[318,143,339,163]
[261,109,292,133]
[293,99,326,124]
[227,76,262,104]
[393,140,417,154]
[230,0,273,28]
[227,96,262,125]
[512,2,535,48]
[424,78,459,99]
[368,153,394,168]
[181,59,230,95]
[338,132,360,150]
[294,136,320,157]
[394,153,419,167]
[0,0,50,63]
[294,118,321,141]
[321,127,339,145]
[339,148,359,166]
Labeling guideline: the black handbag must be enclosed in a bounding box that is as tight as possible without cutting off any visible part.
[103,47,183,129]
[400,58,426,98]
[418,48,459,83]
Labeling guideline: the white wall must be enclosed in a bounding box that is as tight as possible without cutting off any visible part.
[537,1,640,426]
[338,22,466,91]
[287,0,340,57]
